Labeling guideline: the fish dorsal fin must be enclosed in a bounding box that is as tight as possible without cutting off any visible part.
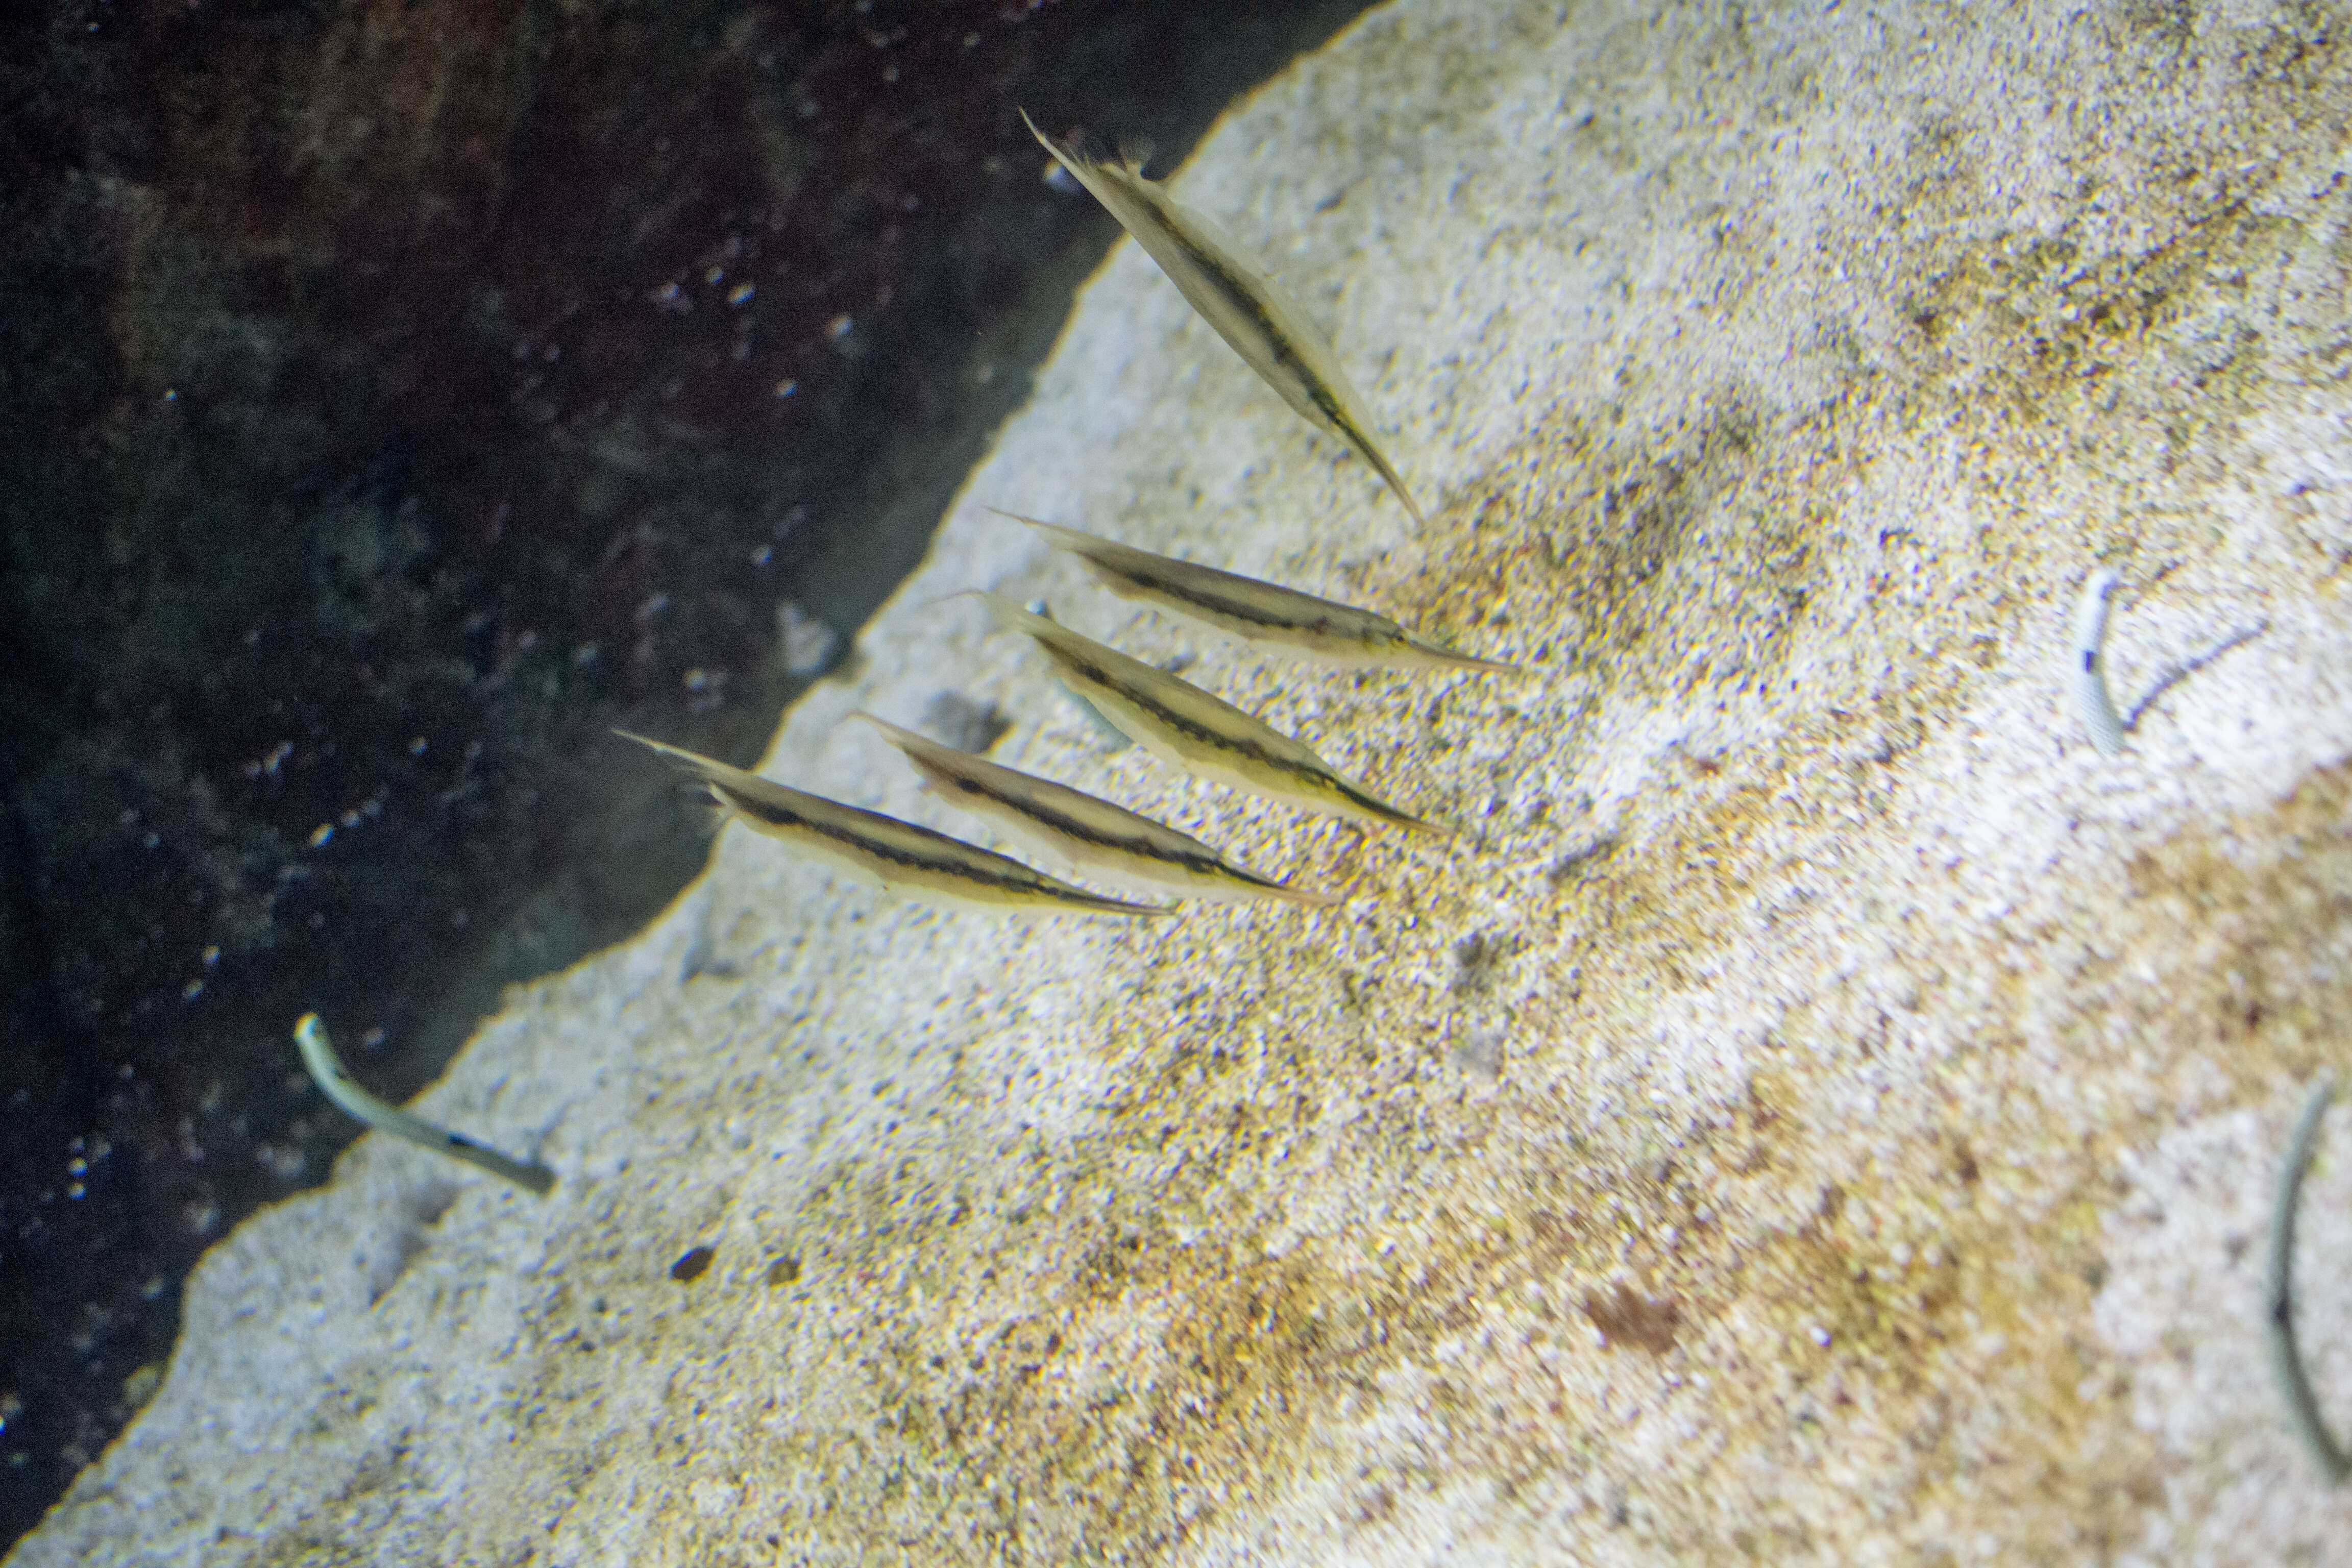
[1116,134,1156,176]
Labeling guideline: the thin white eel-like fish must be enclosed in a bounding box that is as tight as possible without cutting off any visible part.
[971,593,1443,836]
[1001,510,1514,672]
[618,730,1169,917]
[294,1013,555,1195]
[2267,1074,2352,1485]
[852,710,1337,907]
[1020,108,1427,526]
[2071,569,2128,757]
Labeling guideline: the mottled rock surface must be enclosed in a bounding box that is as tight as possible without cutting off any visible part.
[15,0,2352,1561]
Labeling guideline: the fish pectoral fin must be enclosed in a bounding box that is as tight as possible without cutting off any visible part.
[968,590,1059,636]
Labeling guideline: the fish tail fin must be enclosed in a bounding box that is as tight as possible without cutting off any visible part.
[848,709,952,772]
[612,726,674,757]
[928,586,990,611]
[1340,780,1451,838]
[700,779,765,833]
[1367,446,1428,527]
[1261,878,1344,909]
[1403,637,1524,676]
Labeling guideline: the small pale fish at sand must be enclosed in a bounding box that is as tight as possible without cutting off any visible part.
[295,1013,555,1195]
[1002,511,1515,672]
[1021,108,1426,526]
[852,711,1336,907]
[970,594,1443,836]
[617,730,1168,917]
[2070,568,2128,757]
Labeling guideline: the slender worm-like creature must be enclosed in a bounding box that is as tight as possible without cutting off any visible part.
[295,1013,555,1195]
[2071,569,2128,756]
[2267,1073,2350,1485]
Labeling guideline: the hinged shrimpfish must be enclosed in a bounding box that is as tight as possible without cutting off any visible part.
[1003,511,1516,673]
[1021,108,1428,527]
[970,594,1444,836]
[619,731,1169,917]
[852,710,1337,907]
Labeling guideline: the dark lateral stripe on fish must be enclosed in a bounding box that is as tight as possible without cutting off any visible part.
[1159,222,1386,453]
[294,1013,556,1195]
[930,770,1227,877]
[714,781,1028,890]
[1118,561,1368,640]
[1039,644,1430,831]
[1042,643,1302,777]
[999,512,1514,677]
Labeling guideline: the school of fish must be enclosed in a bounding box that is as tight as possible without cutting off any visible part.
[621,112,1510,923]
[304,107,1514,1189]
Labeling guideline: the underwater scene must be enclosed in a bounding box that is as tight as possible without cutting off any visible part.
[5,0,2352,1563]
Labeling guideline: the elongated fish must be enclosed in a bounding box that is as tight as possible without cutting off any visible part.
[1020,108,1427,526]
[1001,510,1515,673]
[852,711,1336,907]
[295,1013,555,1195]
[970,594,1442,836]
[617,730,1168,917]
